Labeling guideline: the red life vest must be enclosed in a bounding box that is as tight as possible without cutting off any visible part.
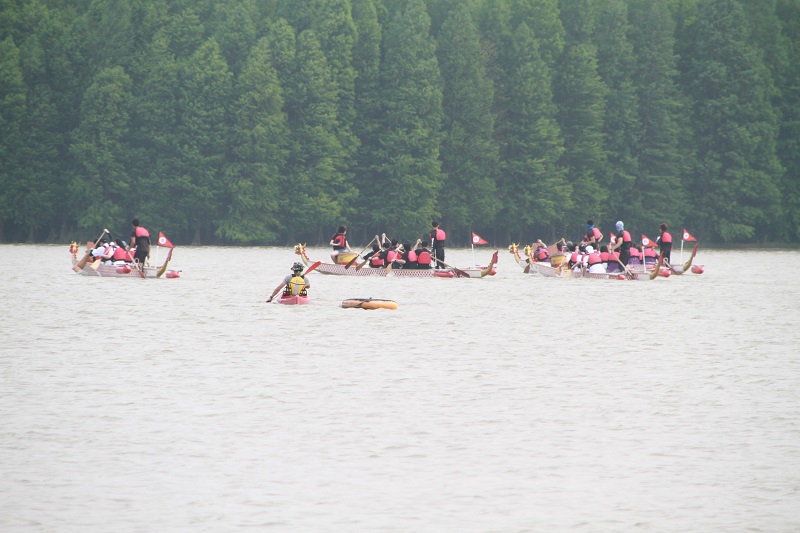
[587,251,602,265]
[570,251,579,265]
[386,250,397,262]
[535,248,549,261]
[331,233,346,248]
[416,250,432,265]
[644,247,657,258]
[135,226,149,238]
[600,251,610,263]
[370,255,384,267]
[406,250,417,262]
[112,247,129,261]
[661,231,672,244]
[432,229,446,242]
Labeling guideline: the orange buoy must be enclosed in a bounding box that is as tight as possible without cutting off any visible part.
[691,265,704,274]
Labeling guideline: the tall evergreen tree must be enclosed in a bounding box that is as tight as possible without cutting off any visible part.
[369,0,443,237]
[282,29,352,241]
[497,22,568,241]
[437,3,499,238]
[68,66,133,231]
[683,0,782,242]
[176,38,232,243]
[350,0,382,238]
[627,0,688,232]
[592,0,641,226]
[554,0,607,229]
[775,0,800,241]
[218,37,288,244]
[0,36,26,240]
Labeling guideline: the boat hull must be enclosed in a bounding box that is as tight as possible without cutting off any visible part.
[279,295,310,305]
[71,259,174,278]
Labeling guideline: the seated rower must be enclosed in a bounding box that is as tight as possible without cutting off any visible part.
[414,240,433,269]
[585,245,605,274]
[266,262,311,302]
[110,239,133,264]
[364,243,384,268]
[533,240,550,262]
[400,241,417,269]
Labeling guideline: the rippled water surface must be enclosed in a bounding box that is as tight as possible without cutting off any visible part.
[2,244,799,532]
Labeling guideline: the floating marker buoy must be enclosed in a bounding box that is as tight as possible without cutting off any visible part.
[116,265,132,274]
[659,268,671,278]
[691,265,704,274]
[166,270,181,278]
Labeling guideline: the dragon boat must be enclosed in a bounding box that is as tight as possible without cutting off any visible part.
[508,242,663,281]
[70,240,179,279]
[294,243,498,278]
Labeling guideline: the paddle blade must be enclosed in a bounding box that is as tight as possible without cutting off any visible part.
[303,260,322,276]
[90,259,101,270]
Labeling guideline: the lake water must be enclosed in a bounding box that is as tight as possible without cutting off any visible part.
[1,244,799,532]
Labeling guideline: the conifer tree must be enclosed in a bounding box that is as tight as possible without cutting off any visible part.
[218,37,288,244]
[437,3,499,237]
[683,0,782,241]
[370,0,443,237]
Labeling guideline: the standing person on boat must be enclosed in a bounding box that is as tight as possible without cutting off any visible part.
[656,223,673,263]
[413,240,433,269]
[609,221,632,266]
[129,218,151,266]
[267,262,311,303]
[329,225,351,263]
[580,219,603,246]
[429,220,446,268]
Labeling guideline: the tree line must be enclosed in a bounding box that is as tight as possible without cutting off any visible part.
[0,0,797,246]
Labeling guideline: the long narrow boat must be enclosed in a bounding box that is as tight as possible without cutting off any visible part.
[295,243,498,278]
[508,242,662,281]
[70,241,179,278]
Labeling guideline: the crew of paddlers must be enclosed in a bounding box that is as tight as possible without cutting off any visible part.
[86,219,152,266]
[328,220,447,270]
[525,219,676,274]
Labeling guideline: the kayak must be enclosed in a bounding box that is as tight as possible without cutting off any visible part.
[341,298,398,310]
[279,294,311,305]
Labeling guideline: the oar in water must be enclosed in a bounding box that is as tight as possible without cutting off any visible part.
[608,252,635,280]
[73,229,109,272]
[434,257,469,278]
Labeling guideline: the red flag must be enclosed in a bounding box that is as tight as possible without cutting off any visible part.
[157,232,174,248]
[471,232,488,245]
[609,232,616,243]
[682,228,697,242]
[641,234,657,248]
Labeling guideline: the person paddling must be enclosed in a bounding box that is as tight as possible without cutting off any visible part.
[656,223,673,263]
[608,220,632,268]
[267,262,311,303]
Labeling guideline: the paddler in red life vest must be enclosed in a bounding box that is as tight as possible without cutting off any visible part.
[266,262,311,302]
[656,223,673,263]
[329,225,351,263]
[364,243,385,268]
[430,220,446,268]
[533,239,550,262]
[580,219,603,246]
[400,241,417,269]
[585,245,605,274]
[111,239,132,264]
[608,220,632,268]
[130,218,151,266]
[413,239,433,269]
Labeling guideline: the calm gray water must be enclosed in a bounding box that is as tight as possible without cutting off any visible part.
[1,244,799,532]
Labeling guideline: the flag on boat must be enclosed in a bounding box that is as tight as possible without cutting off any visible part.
[609,232,616,243]
[682,229,696,242]
[158,232,174,248]
[471,232,488,245]
[641,234,657,248]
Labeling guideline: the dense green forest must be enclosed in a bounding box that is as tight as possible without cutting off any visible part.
[0,0,798,246]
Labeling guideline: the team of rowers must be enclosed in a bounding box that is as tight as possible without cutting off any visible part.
[88,219,152,266]
[329,222,448,270]
[529,219,674,274]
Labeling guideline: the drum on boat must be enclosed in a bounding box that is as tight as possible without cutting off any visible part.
[334,252,359,264]
[341,298,398,310]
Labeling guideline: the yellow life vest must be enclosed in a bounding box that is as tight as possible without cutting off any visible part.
[284,275,307,296]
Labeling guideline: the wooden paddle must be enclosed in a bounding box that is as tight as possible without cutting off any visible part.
[434,257,468,278]
[608,251,635,280]
[73,229,109,272]
[344,236,377,269]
